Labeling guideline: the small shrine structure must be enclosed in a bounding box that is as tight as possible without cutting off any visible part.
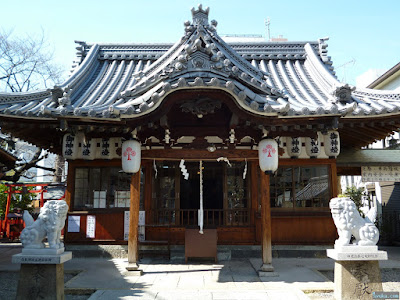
[1,5,400,270]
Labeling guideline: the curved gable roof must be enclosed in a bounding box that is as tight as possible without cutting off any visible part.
[0,5,399,122]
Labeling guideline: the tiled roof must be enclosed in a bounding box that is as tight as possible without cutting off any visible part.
[337,149,400,166]
[0,5,399,121]
[295,175,328,201]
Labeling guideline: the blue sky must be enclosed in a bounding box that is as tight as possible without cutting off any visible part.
[2,0,399,85]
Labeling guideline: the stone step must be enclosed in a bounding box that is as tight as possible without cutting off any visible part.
[65,244,330,259]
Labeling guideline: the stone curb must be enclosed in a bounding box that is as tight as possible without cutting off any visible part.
[64,288,96,295]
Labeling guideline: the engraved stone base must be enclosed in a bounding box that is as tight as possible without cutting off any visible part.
[13,252,72,299]
[12,252,72,264]
[327,246,388,261]
[16,263,65,300]
[334,260,383,300]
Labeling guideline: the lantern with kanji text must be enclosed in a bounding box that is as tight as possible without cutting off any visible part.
[324,130,340,158]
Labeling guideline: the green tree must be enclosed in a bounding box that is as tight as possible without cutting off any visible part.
[0,183,34,219]
[343,186,366,217]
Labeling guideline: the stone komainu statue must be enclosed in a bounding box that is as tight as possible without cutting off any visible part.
[329,197,379,246]
[20,200,69,249]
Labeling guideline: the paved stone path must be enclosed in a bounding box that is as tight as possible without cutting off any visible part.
[75,259,310,299]
[1,244,399,299]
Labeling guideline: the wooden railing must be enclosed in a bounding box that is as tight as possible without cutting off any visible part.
[149,209,250,227]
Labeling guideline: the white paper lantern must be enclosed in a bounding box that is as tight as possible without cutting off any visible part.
[286,137,302,158]
[324,130,340,158]
[305,136,321,158]
[81,138,97,160]
[122,140,141,173]
[96,138,110,159]
[258,138,279,174]
[109,137,122,159]
[62,134,78,159]
[95,137,120,159]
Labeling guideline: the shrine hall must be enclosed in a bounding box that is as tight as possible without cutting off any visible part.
[1,5,400,270]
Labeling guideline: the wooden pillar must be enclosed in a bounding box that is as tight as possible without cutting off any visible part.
[65,162,74,211]
[260,171,273,272]
[143,161,153,224]
[127,171,141,271]
[331,161,338,197]
[250,162,258,226]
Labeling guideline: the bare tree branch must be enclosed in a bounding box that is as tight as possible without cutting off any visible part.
[0,28,64,92]
[0,148,56,182]
[0,29,66,182]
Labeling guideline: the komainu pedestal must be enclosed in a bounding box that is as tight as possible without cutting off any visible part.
[12,200,71,300]
[334,260,382,300]
[12,252,72,300]
[328,197,387,300]
[327,246,387,300]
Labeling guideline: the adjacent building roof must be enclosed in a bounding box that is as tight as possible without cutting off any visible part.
[337,149,400,167]
[367,62,400,90]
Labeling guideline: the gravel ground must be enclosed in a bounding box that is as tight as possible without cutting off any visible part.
[0,271,92,300]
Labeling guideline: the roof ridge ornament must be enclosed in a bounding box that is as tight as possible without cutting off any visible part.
[185,5,217,35]
[117,5,287,115]
[191,4,210,26]
[331,83,356,104]
[318,37,335,74]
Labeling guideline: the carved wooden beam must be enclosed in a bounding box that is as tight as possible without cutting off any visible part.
[142,149,259,160]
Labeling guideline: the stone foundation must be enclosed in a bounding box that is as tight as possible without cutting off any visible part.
[334,260,383,300]
[16,263,65,300]
[327,246,387,300]
[13,252,72,300]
